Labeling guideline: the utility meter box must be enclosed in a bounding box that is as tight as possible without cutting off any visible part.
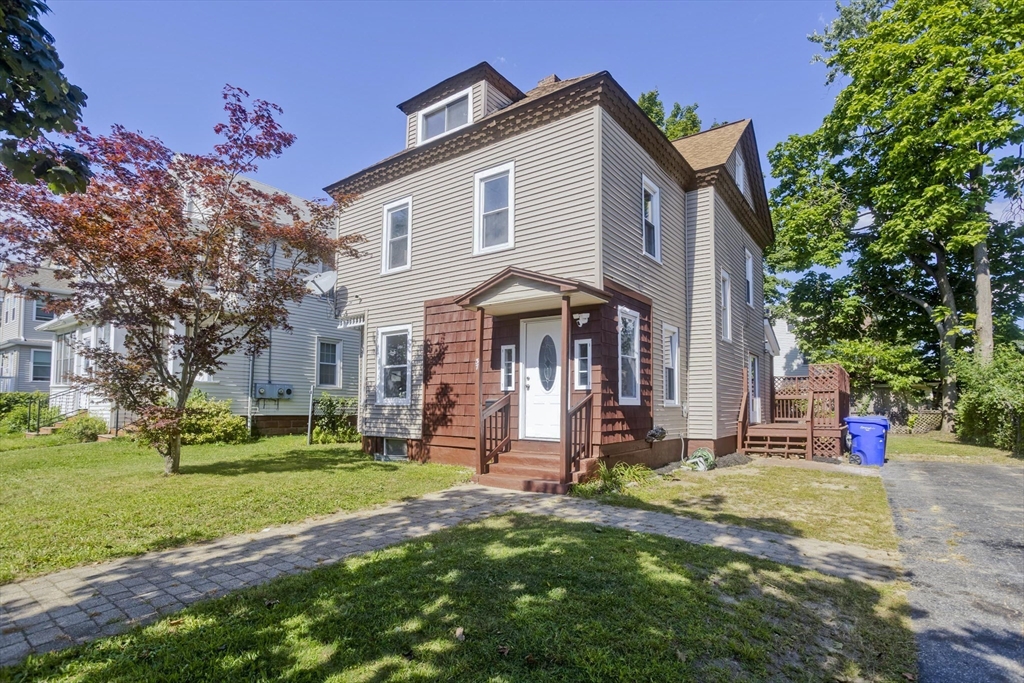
[253,382,294,399]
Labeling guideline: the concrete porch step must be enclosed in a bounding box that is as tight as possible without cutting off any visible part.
[473,473,569,494]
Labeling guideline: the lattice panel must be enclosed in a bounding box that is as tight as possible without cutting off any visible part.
[812,435,842,458]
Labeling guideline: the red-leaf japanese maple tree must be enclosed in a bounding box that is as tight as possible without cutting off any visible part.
[0,86,360,473]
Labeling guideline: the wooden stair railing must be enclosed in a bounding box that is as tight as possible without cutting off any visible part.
[737,367,749,454]
[565,393,594,479]
[479,393,512,474]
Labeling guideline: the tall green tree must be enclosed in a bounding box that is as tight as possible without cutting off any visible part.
[769,0,1024,426]
[637,89,701,140]
[0,0,89,193]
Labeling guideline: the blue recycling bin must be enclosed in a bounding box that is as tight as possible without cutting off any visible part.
[845,416,890,466]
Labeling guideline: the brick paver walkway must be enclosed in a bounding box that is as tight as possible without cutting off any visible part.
[0,485,900,666]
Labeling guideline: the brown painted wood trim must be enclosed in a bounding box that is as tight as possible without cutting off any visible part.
[602,278,653,307]
[475,307,485,474]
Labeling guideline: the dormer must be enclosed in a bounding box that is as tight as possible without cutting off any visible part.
[397,62,526,149]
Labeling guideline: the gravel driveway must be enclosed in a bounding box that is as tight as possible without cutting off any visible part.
[883,461,1024,682]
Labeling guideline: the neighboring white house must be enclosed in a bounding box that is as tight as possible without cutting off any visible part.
[0,265,70,394]
[772,317,808,377]
[33,180,360,436]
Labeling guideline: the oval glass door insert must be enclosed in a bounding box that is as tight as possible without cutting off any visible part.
[539,335,557,391]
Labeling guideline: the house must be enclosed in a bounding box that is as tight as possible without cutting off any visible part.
[0,265,70,394]
[772,317,809,377]
[33,179,360,436]
[325,63,775,491]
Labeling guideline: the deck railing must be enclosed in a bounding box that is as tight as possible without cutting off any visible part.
[566,393,594,478]
[479,393,512,473]
[770,364,850,428]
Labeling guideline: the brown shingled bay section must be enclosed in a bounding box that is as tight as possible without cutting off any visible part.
[396,61,526,115]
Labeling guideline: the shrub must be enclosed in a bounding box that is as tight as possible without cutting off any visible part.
[179,391,250,445]
[954,345,1024,456]
[311,393,359,444]
[0,404,60,434]
[571,461,654,497]
[60,414,109,443]
[0,392,46,419]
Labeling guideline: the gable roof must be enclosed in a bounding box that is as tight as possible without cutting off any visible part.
[397,62,525,116]
[670,119,749,171]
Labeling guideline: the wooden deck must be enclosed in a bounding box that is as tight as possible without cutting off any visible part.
[739,364,850,459]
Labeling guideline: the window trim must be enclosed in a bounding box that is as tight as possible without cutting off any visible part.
[574,338,592,391]
[721,270,733,342]
[617,306,641,406]
[316,337,344,388]
[473,161,516,255]
[33,299,55,322]
[380,196,413,275]
[376,324,412,406]
[382,437,409,460]
[745,249,755,307]
[663,324,679,407]
[499,344,516,392]
[641,174,662,262]
[416,86,474,145]
[734,149,747,197]
[30,348,51,382]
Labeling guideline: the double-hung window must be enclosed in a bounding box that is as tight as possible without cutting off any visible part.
[663,325,679,406]
[474,161,515,254]
[34,300,54,322]
[734,150,747,197]
[574,339,592,391]
[745,250,754,306]
[500,345,516,391]
[377,325,412,405]
[618,307,640,405]
[318,340,342,387]
[642,175,661,261]
[721,271,732,342]
[31,349,51,382]
[418,88,472,144]
[381,197,412,274]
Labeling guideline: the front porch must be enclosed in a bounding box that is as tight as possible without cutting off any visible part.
[419,267,667,493]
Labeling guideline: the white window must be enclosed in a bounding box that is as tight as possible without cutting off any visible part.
[4,295,16,323]
[721,271,732,342]
[31,349,51,382]
[663,325,679,406]
[574,339,592,390]
[33,299,54,322]
[377,325,412,405]
[383,438,409,461]
[618,307,640,406]
[745,250,755,307]
[381,197,412,274]
[642,175,661,261]
[318,340,343,387]
[54,332,75,383]
[474,161,515,254]
[500,345,516,391]
[418,87,472,144]
[734,150,747,197]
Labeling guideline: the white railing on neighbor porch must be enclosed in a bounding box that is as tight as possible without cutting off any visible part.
[0,376,13,393]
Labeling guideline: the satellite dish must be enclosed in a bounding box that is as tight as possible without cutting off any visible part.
[305,270,337,296]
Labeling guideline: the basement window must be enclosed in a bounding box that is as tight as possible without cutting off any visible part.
[382,438,408,461]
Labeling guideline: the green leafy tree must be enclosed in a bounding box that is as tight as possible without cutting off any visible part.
[0,0,89,193]
[769,0,1024,426]
[637,89,701,140]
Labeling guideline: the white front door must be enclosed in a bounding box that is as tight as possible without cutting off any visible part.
[521,317,562,440]
[748,354,762,424]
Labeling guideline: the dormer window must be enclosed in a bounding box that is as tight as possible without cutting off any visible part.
[418,87,472,144]
[734,150,747,198]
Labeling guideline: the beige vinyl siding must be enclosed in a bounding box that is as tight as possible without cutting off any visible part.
[685,187,716,439]
[471,82,485,121]
[406,114,417,149]
[599,110,687,439]
[484,82,513,115]
[335,107,600,440]
[713,191,768,437]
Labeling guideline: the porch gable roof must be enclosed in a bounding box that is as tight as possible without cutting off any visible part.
[454,267,610,316]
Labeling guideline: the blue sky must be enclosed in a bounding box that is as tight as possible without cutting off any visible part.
[47,0,842,201]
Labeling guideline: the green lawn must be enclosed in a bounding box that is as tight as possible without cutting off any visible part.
[887,431,1021,465]
[576,465,899,550]
[5,514,916,683]
[0,433,71,452]
[0,436,471,583]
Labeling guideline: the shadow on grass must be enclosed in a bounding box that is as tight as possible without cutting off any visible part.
[179,447,401,477]
[8,514,917,682]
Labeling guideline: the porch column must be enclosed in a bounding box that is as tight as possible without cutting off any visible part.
[559,295,571,484]
[475,307,485,475]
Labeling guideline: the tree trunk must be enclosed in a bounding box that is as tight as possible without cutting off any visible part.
[974,239,993,363]
[163,435,181,475]
[937,324,958,434]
